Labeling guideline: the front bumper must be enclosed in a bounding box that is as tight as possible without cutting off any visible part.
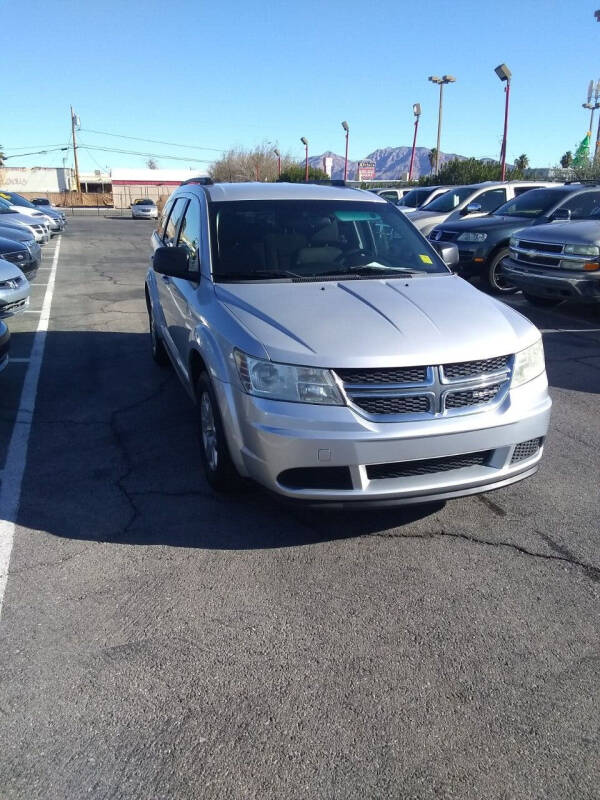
[0,322,10,371]
[214,371,552,505]
[502,257,600,303]
[132,210,158,219]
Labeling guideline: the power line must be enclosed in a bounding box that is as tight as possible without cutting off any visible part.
[3,142,70,151]
[81,127,225,152]
[78,141,213,163]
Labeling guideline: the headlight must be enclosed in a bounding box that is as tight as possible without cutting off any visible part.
[457,232,487,242]
[512,339,545,388]
[234,350,344,405]
[564,244,600,257]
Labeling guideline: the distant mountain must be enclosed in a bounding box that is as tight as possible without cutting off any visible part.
[309,146,468,180]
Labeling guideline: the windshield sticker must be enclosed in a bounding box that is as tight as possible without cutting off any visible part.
[419,254,433,264]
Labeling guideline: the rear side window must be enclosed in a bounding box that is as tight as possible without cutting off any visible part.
[513,185,543,196]
[177,198,202,268]
[379,191,398,201]
[163,197,188,244]
[475,188,507,212]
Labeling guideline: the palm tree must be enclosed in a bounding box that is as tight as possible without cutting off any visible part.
[514,154,529,171]
[428,148,438,171]
[560,151,573,168]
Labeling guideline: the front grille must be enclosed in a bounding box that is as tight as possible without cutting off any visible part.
[515,253,561,268]
[352,395,430,415]
[0,298,28,314]
[511,438,543,464]
[445,384,502,409]
[337,355,511,418]
[516,239,563,254]
[335,366,427,385]
[442,355,510,380]
[367,450,491,480]
[278,466,353,490]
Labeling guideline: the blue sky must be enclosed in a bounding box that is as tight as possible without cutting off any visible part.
[3,0,599,173]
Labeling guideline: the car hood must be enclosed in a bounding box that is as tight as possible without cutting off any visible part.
[513,219,600,244]
[0,211,44,226]
[0,225,30,242]
[435,215,534,234]
[0,257,26,282]
[215,275,538,368]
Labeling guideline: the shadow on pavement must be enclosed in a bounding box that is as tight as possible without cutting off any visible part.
[10,330,442,551]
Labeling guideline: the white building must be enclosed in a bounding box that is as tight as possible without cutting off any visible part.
[111,167,208,208]
[0,166,73,193]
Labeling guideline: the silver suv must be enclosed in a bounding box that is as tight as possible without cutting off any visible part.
[146,181,551,505]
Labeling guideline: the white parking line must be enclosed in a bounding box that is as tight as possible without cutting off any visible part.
[0,238,61,620]
[24,310,42,314]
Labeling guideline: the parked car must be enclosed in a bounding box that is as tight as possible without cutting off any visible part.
[0,234,40,281]
[408,182,555,237]
[132,198,158,219]
[428,183,600,293]
[371,187,412,203]
[502,217,600,306]
[0,258,30,317]
[398,185,450,211]
[145,181,550,505]
[0,191,65,234]
[0,319,10,372]
[0,199,50,243]
[0,223,41,262]
[30,197,68,223]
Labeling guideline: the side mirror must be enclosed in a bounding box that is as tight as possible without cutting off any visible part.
[431,241,459,269]
[551,208,571,221]
[462,202,482,215]
[153,245,195,279]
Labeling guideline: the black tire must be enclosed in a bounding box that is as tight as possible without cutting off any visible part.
[148,304,170,367]
[487,248,517,294]
[523,292,561,307]
[196,372,240,491]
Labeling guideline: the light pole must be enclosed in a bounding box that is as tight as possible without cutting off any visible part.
[408,103,421,182]
[494,63,512,181]
[428,75,455,174]
[273,147,281,178]
[341,121,349,181]
[300,137,309,182]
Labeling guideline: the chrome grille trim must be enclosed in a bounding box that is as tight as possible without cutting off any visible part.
[334,356,513,421]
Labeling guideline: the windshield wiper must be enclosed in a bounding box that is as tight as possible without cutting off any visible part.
[215,269,299,282]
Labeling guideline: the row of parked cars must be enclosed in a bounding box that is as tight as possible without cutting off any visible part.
[374,180,600,306]
[0,191,66,373]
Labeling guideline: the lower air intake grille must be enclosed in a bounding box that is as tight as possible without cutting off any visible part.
[511,438,543,464]
[442,355,510,380]
[445,384,502,409]
[277,466,353,491]
[352,395,430,415]
[367,450,491,480]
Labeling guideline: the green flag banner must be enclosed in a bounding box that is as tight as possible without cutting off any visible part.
[573,132,591,167]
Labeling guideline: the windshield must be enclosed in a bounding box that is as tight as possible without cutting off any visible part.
[420,186,475,213]
[134,198,155,205]
[493,188,571,218]
[209,200,448,281]
[399,188,434,208]
[0,191,35,209]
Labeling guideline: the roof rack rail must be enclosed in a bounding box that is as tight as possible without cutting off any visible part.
[180,176,213,186]
[564,179,600,185]
[306,179,352,187]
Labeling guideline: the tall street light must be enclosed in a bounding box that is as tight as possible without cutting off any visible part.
[428,75,455,174]
[341,121,349,181]
[583,79,600,162]
[300,137,309,182]
[273,147,281,178]
[495,63,512,181]
[408,103,421,182]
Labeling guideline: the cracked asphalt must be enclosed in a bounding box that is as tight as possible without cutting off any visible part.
[1,217,599,800]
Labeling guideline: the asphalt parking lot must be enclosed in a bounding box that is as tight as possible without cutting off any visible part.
[0,217,599,800]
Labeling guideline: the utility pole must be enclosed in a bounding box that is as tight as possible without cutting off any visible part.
[70,105,81,196]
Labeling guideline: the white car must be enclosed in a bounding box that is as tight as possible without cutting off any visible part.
[0,257,30,318]
[131,199,158,219]
[0,199,50,243]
